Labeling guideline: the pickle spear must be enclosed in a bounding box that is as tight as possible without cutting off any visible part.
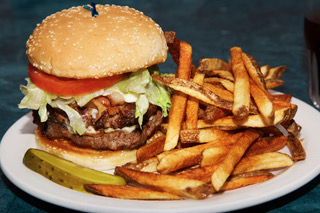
[23,148,126,193]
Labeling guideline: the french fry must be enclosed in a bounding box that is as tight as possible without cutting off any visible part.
[185,71,205,129]
[203,105,231,121]
[115,167,214,200]
[230,47,251,120]
[200,146,229,167]
[198,58,232,72]
[200,58,232,71]
[84,184,182,200]
[204,83,234,102]
[265,65,287,80]
[202,70,235,81]
[242,52,267,92]
[265,79,285,89]
[250,80,275,125]
[163,41,192,151]
[175,151,288,184]
[272,102,297,122]
[245,136,288,157]
[204,77,235,92]
[287,134,306,161]
[164,31,180,65]
[198,58,231,76]
[103,46,305,201]
[281,119,302,137]
[137,135,166,163]
[145,131,165,145]
[260,65,270,77]
[179,128,233,143]
[259,126,284,136]
[220,171,274,191]
[271,94,292,103]
[197,107,292,130]
[156,133,242,174]
[232,152,294,175]
[175,41,192,80]
[211,129,260,191]
[152,75,233,110]
[164,91,186,150]
[288,104,298,120]
[272,100,292,110]
[174,163,219,183]
[121,157,158,172]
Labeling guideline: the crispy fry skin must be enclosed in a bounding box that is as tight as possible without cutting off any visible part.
[220,171,274,191]
[265,65,287,80]
[185,72,205,130]
[122,157,158,172]
[115,167,214,199]
[198,58,232,72]
[202,70,235,81]
[245,136,288,157]
[281,119,302,137]
[152,75,233,110]
[197,107,291,130]
[165,31,180,65]
[230,47,251,120]
[242,53,267,92]
[259,126,284,136]
[287,134,306,161]
[163,41,192,151]
[271,94,292,103]
[179,128,233,143]
[176,41,192,80]
[232,152,294,175]
[265,79,285,89]
[250,80,275,125]
[137,135,166,163]
[204,83,234,102]
[211,129,260,191]
[174,163,219,183]
[204,77,235,92]
[84,184,182,200]
[203,105,231,121]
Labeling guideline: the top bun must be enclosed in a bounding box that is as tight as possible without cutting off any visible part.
[26,4,168,79]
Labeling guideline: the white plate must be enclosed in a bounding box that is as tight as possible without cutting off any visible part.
[1,96,320,213]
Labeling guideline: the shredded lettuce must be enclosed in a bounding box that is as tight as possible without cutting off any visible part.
[18,66,171,135]
[56,103,86,135]
[108,66,172,120]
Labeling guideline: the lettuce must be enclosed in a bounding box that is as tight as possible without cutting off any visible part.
[108,66,172,121]
[18,66,171,135]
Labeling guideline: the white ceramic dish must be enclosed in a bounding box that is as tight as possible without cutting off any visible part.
[1,96,320,213]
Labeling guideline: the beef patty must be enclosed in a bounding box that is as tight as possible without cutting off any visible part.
[33,96,163,150]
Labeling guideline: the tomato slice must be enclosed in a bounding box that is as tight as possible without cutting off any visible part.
[28,64,127,96]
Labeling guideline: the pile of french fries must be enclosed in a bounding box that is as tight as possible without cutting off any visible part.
[84,31,306,200]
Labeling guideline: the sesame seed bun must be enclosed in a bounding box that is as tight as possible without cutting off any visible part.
[26,4,168,79]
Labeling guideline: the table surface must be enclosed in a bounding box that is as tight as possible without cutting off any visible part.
[1,0,319,212]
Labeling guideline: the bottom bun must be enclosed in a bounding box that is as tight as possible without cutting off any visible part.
[35,129,137,171]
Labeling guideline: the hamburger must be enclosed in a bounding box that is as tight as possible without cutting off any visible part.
[18,4,171,171]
